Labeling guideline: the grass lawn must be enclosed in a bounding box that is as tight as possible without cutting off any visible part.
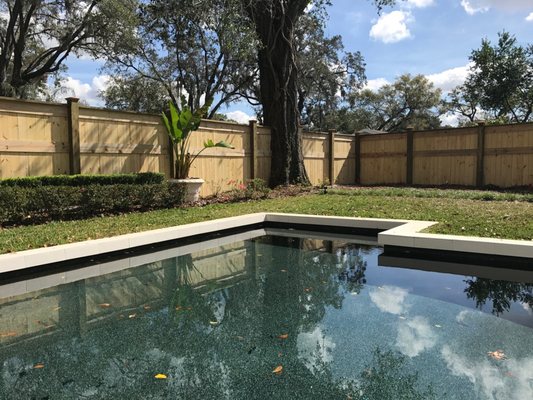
[0,187,532,254]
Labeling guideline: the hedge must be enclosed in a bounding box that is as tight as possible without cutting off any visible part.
[0,172,165,187]
[0,181,184,226]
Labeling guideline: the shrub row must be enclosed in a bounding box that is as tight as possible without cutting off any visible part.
[0,172,165,187]
[0,182,184,226]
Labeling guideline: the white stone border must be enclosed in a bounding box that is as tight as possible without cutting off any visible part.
[1,213,532,274]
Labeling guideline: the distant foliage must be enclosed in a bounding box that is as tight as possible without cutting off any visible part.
[342,74,443,132]
[447,31,533,125]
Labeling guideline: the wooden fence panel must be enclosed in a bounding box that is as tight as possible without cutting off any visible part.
[360,133,406,184]
[413,127,477,186]
[0,98,69,178]
[303,132,329,184]
[78,107,169,177]
[188,120,250,196]
[334,134,356,184]
[484,124,533,187]
[2,97,533,190]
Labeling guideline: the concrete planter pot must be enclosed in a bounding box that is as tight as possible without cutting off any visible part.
[169,178,204,203]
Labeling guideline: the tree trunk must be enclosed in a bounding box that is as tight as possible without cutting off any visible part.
[246,0,310,187]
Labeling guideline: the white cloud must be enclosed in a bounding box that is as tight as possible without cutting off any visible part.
[440,112,460,127]
[225,110,254,124]
[369,285,409,315]
[441,345,533,400]
[56,75,110,105]
[526,12,533,21]
[405,0,435,8]
[369,11,413,44]
[396,316,437,357]
[365,78,390,91]
[426,63,472,93]
[461,0,533,15]
[461,0,490,14]
[297,326,336,373]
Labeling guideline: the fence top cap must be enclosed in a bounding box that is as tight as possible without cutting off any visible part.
[66,97,80,102]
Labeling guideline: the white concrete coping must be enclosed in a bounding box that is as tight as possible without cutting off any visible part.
[0,213,532,275]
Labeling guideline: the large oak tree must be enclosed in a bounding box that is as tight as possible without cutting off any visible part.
[243,0,394,186]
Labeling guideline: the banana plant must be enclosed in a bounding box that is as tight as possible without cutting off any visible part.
[162,97,234,179]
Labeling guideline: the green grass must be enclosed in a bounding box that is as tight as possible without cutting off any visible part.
[0,187,532,254]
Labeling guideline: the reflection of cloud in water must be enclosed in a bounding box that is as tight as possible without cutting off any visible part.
[456,310,471,324]
[297,327,336,373]
[521,302,532,315]
[396,316,437,357]
[441,345,533,400]
[369,285,409,315]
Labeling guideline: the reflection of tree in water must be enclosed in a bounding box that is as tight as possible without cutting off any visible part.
[347,349,436,400]
[336,245,367,294]
[0,237,433,399]
[464,278,533,315]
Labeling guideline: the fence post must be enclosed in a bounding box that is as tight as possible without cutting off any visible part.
[476,121,486,187]
[328,129,335,185]
[66,97,81,175]
[354,132,361,184]
[249,120,257,180]
[406,127,414,185]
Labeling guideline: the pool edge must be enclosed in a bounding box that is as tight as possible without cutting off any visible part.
[1,213,532,273]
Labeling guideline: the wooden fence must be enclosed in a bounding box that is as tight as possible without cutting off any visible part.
[1,96,532,196]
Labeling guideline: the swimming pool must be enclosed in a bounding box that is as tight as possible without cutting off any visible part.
[1,229,532,399]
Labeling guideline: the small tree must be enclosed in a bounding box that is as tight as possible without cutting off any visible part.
[453,31,533,123]
[161,98,233,179]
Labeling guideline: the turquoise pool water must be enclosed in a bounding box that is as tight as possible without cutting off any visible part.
[0,233,532,399]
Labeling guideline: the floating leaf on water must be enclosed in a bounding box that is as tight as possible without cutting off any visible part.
[398,316,406,320]
[434,324,442,328]
[209,321,219,326]
[236,336,244,340]
[143,305,151,310]
[488,350,506,360]
[278,334,288,339]
[128,314,137,319]
[280,269,287,273]
[272,365,283,374]
[99,303,111,309]
[304,288,312,292]
[33,363,45,369]
[154,373,167,379]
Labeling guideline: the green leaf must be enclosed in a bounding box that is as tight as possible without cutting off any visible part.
[203,140,234,149]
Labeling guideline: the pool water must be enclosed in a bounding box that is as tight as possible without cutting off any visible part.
[0,233,532,399]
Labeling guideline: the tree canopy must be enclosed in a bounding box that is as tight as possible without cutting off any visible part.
[101,0,258,117]
[295,6,366,131]
[340,74,443,132]
[0,0,136,98]
[448,31,533,125]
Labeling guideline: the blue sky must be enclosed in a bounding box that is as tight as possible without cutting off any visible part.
[60,0,533,124]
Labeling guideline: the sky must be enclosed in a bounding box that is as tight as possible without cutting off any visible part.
[59,0,533,125]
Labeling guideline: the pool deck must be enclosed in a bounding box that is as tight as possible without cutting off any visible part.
[1,213,532,274]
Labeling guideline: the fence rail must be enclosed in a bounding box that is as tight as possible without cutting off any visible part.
[1,96,532,196]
